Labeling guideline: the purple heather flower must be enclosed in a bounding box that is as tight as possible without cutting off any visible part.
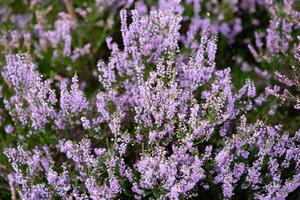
[4,124,13,134]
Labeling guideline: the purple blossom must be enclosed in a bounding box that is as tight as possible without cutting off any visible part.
[4,124,13,134]
[1,2,300,200]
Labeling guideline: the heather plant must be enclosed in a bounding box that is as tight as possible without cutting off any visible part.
[0,0,299,200]
[246,0,300,128]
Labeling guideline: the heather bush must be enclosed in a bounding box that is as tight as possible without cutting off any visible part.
[0,0,299,200]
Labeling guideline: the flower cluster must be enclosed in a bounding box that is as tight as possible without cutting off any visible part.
[0,0,299,200]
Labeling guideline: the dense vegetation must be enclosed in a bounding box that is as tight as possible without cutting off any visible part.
[0,0,299,199]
